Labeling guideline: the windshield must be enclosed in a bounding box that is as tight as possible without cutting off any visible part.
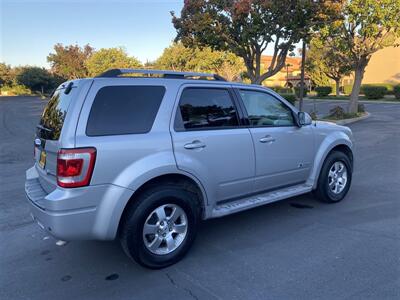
[37,87,75,140]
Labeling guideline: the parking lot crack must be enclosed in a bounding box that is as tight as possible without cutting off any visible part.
[165,272,199,300]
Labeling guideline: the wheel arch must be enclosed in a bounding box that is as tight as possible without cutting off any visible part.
[310,138,354,189]
[117,172,207,237]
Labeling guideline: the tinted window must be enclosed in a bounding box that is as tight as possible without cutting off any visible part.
[38,88,75,140]
[177,88,239,130]
[239,90,294,126]
[86,85,165,136]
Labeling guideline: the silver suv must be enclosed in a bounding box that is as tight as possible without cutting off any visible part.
[25,69,354,268]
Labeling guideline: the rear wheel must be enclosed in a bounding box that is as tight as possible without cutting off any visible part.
[119,184,200,269]
[314,151,352,203]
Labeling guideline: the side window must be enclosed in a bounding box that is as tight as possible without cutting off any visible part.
[86,85,165,136]
[239,90,295,127]
[176,88,239,130]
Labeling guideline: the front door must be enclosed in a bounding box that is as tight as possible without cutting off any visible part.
[236,88,314,193]
[171,86,255,204]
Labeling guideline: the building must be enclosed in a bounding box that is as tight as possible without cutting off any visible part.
[363,46,400,85]
[260,56,311,89]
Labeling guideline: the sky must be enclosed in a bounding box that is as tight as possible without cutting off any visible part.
[0,0,183,67]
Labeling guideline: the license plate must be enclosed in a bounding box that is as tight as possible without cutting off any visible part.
[39,150,46,169]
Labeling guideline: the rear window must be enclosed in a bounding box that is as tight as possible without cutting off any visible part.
[86,85,165,136]
[38,88,75,140]
[175,88,239,130]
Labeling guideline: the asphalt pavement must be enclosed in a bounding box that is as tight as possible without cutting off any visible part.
[1,96,399,300]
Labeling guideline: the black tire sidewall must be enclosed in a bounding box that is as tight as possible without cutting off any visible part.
[318,151,352,203]
[122,186,199,269]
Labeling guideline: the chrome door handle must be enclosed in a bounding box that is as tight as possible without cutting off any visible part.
[259,136,275,143]
[184,140,206,150]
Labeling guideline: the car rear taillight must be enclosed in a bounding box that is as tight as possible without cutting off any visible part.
[57,148,96,188]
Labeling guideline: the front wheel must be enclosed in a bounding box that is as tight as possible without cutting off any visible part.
[314,151,352,203]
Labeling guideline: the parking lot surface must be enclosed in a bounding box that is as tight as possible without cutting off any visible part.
[1,96,399,299]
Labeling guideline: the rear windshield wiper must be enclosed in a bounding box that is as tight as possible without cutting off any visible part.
[36,124,54,132]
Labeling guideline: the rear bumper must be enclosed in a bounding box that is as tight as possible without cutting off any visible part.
[25,166,133,241]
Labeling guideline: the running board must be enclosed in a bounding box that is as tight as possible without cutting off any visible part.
[211,183,313,218]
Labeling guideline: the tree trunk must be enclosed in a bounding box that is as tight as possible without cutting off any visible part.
[335,79,340,96]
[348,66,366,113]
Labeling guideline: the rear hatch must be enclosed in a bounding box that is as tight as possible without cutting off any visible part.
[34,83,77,193]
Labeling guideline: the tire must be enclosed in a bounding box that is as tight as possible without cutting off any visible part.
[314,151,352,203]
[119,183,200,269]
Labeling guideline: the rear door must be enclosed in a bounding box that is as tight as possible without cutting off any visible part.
[235,88,314,193]
[171,85,255,204]
[34,84,78,193]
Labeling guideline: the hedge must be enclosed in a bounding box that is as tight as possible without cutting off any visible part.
[362,85,387,99]
[393,85,400,100]
[294,86,307,98]
[361,84,394,95]
[279,93,296,105]
[270,86,293,94]
[0,84,31,96]
[315,86,332,97]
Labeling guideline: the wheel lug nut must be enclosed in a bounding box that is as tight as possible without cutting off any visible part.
[162,233,166,237]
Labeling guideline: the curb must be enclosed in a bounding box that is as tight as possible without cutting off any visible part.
[304,98,400,104]
[323,112,371,125]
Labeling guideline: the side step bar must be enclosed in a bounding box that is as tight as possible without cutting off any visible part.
[211,183,313,218]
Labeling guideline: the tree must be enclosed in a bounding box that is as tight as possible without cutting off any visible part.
[155,43,244,81]
[47,43,93,79]
[325,0,400,112]
[306,35,352,96]
[0,63,15,87]
[172,0,343,84]
[17,67,56,93]
[85,47,142,77]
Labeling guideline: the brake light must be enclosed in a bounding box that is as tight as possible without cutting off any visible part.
[57,148,96,188]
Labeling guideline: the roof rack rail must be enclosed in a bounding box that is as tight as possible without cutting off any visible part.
[96,69,227,81]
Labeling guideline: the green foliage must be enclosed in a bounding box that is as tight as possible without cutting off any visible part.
[17,67,59,93]
[270,86,293,94]
[362,86,387,99]
[47,43,93,79]
[278,93,296,105]
[322,0,400,112]
[154,43,244,81]
[394,85,400,100]
[172,0,342,84]
[305,35,352,92]
[315,86,332,97]
[0,84,31,96]
[85,47,142,77]
[0,63,16,87]
[328,106,346,119]
[361,84,394,94]
[294,86,307,98]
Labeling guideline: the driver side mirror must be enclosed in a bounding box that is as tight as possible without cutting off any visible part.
[298,112,312,126]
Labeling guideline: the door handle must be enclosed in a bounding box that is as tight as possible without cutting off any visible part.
[259,136,275,143]
[184,140,206,150]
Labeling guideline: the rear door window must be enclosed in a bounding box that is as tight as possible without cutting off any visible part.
[38,88,75,140]
[86,85,165,136]
[175,88,239,130]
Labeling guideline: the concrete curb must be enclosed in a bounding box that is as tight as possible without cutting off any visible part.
[304,98,400,104]
[323,112,371,125]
